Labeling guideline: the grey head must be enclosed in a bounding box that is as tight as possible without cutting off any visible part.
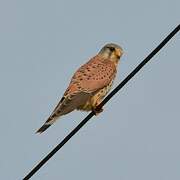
[98,43,123,61]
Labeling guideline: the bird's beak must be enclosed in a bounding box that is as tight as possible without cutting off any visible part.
[115,49,122,59]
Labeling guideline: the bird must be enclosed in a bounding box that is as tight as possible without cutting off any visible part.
[36,43,123,133]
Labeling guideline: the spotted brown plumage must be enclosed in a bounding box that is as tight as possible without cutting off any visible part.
[36,43,123,133]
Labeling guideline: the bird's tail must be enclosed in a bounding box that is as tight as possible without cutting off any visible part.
[36,116,58,134]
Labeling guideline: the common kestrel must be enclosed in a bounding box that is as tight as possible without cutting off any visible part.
[36,43,123,133]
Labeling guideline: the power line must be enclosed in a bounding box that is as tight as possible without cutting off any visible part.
[23,24,180,180]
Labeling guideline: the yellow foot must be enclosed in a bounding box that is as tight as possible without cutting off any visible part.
[92,107,103,115]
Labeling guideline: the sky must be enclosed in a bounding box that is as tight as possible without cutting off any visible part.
[0,0,179,180]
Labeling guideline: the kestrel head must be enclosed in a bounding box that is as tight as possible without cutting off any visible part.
[98,43,123,64]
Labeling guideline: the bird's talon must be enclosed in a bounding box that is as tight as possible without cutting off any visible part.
[92,107,103,115]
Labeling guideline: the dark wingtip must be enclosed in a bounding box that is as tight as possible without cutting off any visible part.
[36,124,51,134]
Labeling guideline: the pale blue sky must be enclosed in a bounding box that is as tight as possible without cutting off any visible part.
[0,0,179,179]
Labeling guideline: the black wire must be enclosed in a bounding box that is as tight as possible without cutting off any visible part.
[23,24,180,180]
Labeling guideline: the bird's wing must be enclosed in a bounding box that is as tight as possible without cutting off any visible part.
[51,55,116,118]
[36,90,91,133]
[68,55,117,94]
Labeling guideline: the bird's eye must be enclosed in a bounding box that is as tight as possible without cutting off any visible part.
[109,47,115,51]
